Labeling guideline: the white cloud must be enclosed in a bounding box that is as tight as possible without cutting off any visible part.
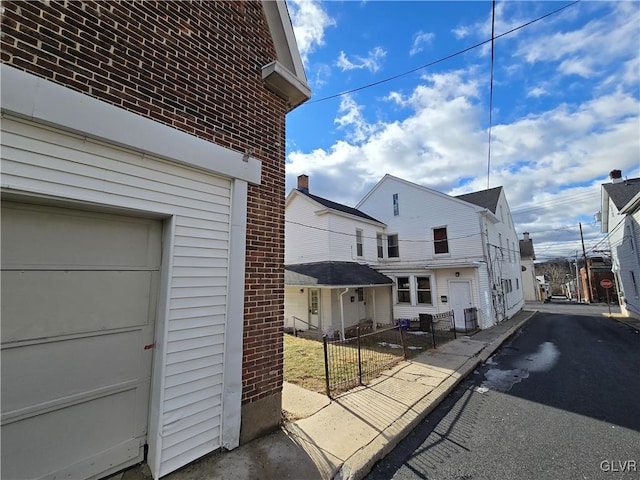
[410,30,435,56]
[526,86,548,98]
[287,0,335,64]
[452,26,471,39]
[336,46,387,73]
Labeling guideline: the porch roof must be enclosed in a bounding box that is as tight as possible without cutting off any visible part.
[285,261,393,287]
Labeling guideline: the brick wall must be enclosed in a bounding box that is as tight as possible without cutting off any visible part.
[1,0,287,406]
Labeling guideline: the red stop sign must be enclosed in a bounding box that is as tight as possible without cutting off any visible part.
[600,279,613,289]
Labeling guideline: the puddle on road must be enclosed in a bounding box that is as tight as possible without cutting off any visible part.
[514,341,560,372]
[478,341,560,393]
[479,368,530,392]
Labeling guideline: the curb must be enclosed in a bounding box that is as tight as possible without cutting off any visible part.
[336,356,481,480]
[337,310,536,480]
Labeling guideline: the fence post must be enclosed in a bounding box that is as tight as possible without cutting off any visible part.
[430,315,437,349]
[452,310,457,339]
[323,335,331,398]
[400,326,408,360]
[357,326,363,385]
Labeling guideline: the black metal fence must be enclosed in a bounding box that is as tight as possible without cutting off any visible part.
[322,311,458,398]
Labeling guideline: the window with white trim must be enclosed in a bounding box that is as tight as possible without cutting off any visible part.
[393,193,399,216]
[376,232,384,258]
[388,234,399,258]
[417,276,432,304]
[397,276,410,303]
[433,227,449,254]
[356,229,363,257]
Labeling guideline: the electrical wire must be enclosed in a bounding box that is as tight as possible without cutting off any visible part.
[486,0,496,191]
[302,1,581,105]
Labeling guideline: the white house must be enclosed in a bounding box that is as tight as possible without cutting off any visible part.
[285,175,394,338]
[601,170,640,319]
[356,174,524,330]
[519,232,541,301]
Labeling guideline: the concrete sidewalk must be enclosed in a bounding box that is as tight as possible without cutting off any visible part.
[121,309,535,480]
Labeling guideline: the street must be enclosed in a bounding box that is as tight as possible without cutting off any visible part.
[366,306,640,480]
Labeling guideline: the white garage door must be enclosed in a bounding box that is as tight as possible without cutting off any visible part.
[1,201,162,480]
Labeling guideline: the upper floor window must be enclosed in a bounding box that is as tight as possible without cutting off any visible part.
[376,232,384,258]
[433,227,449,254]
[388,234,399,258]
[393,193,399,216]
[356,229,363,257]
[397,277,410,303]
[417,276,432,304]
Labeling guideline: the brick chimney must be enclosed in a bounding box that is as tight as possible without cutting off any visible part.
[523,232,530,241]
[297,174,309,193]
[609,169,623,184]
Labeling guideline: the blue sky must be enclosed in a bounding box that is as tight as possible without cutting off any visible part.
[284,0,640,261]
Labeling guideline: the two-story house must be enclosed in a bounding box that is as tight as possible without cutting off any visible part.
[601,169,640,318]
[285,175,394,339]
[356,174,524,330]
[1,2,309,479]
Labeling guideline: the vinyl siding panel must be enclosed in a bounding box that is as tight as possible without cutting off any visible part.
[285,193,331,264]
[1,116,232,474]
[358,177,484,263]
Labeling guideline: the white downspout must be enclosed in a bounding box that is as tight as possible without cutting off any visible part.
[372,288,377,331]
[339,288,349,340]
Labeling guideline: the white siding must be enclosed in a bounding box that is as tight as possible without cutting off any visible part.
[1,116,232,478]
[285,193,331,264]
[285,191,386,265]
[358,176,485,264]
[284,287,311,329]
[610,204,640,318]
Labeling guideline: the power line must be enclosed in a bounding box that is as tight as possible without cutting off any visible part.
[486,0,496,191]
[303,1,581,105]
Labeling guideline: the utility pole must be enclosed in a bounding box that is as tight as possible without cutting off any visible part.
[580,222,592,303]
[575,250,581,303]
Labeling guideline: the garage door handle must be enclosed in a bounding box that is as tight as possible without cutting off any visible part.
[144,343,155,350]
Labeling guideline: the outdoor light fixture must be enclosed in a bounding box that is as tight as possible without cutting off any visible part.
[455,272,460,277]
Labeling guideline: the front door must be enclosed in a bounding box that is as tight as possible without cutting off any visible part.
[450,281,473,330]
[309,288,320,329]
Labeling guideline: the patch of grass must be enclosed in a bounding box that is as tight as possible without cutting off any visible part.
[283,334,327,393]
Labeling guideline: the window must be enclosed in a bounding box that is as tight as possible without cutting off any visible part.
[356,229,363,257]
[393,193,399,216]
[310,289,319,315]
[516,278,520,290]
[417,276,432,304]
[397,277,410,303]
[632,271,638,297]
[376,233,384,258]
[388,234,399,258]
[357,288,364,302]
[433,227,449,254]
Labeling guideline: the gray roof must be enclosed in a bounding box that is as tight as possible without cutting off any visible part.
[455,186,503,213]
[299,189,383,223]
[285,261,393,287]
[519,239,535,259]
[603,178,640,210]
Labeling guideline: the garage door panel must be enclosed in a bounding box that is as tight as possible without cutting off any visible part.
[1,389,143,480]
[1,329,148,418]
[1,270,157,343]
[1,203,162,269]
[1,201,161,480]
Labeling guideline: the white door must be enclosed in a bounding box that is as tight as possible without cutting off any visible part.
[309,288,320,329]
[1,201,161,480]
[450,281,473,330]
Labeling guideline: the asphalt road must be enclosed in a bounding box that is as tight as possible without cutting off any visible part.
[366,308,640,480]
